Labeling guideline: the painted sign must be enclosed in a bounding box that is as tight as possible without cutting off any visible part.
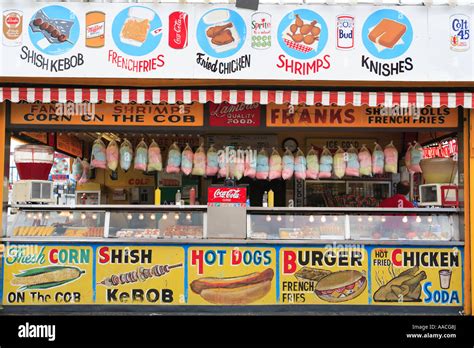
[209,102,260,127]
[95,246,185,305]
[0,3,472,82]
[56,133,82,157]
[20,132,48,144]
[0,244,464,308]
[279,247,369,305]
[266,104,458,128]
[187,246,276,305]
[306,138,377,151]
[2,245,93,305]
[371,247,463,306]
[10,103,204,127]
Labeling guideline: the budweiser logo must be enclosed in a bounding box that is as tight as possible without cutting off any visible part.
[212,189,242,200]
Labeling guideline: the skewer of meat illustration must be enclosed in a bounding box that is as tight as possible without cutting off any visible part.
[32,18,73,44]
[97,263,183,287]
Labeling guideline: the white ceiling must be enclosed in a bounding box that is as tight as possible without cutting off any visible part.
[25,0,474,4]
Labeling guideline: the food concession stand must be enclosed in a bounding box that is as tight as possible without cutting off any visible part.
[0,1,472,315]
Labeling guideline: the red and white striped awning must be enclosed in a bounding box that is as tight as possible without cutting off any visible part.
[0,87,472,108]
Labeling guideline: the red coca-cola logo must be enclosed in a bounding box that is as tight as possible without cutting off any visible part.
[208,187,247,203]
[6,15,20,26]
[169,11,188,50]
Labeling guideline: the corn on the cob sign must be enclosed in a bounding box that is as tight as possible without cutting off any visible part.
[3,245,93,305]
[95,246,185,305]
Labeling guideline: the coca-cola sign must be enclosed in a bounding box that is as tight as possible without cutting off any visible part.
[208,187,247,204]
[169,11,188,50]
[209,102,261,127]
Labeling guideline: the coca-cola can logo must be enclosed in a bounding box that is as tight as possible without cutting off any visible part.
[169,11,188,50]
[208,187,247,203]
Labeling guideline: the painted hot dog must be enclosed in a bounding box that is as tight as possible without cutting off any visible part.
[190,268,274,305]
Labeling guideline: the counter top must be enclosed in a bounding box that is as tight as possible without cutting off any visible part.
[1,237,464,246]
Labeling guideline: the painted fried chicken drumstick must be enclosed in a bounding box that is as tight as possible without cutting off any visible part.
[211,29,234,45]
[206,23,233,38]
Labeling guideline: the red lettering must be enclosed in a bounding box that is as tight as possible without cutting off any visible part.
[283,251,297,274]
[98,246,110,264]
[330,109,342,124]
[191,250,204,275]
[392,249,402,267]
[299,108,311,123]
[231,249,242,265]
[314,109,327,123]
[344,109,355,123]
[49,249,58,264]
[282,109,295,124]
[271,109,280,124]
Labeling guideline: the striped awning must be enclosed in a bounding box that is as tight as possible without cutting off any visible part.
[0,87,472,108]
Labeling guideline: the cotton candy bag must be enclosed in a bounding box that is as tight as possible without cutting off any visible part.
[106,140,119,172]
[72,157,83,181]
[405,143,412,170]
[120,139,133,172]
[306,147,319,179]
[409,141,423,173]
[230,147,245,180]
[372,142,384,175]
[166,142,181,174]
[134,139,148,171]
[345,145,360,177]
[269,148,282,180]
[256,148,269,180]
[147,140,162,172]
[384,141,398,174]
[244,146,257,179]
[358,145,372,176]
[192,144,206,176]
[79,159,90,184]
[333,147,346,179]
[282,148,295,180]
[91,138,106,169]
[319,146,333,179]
[181,144,194,176]
[218,147,228,178]
[206,145,219,177]
[294,148,307,180]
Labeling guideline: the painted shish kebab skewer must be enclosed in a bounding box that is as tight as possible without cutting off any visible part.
[98,264,183,287]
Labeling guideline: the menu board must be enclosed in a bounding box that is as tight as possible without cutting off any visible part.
[0,244,464,309]
[0,3,471,82]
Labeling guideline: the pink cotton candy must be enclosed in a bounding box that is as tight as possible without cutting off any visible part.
[181,144,194,176]
[358,146,372,176]
[318,171,332,179]
[384,141,398,174]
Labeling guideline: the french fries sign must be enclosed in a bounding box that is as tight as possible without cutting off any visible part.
[3,245,93,305]
[279,247,369,305]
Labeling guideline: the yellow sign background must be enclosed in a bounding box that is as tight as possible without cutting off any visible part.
[10,103,204,127]
[187,246,276,305]
[95,246,185,305]
[267,104,457,128]
[279,247,369,305]
[3,245,93,305]
[371,247,463,306]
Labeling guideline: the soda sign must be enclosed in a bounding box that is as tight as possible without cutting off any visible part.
[336,15,354,50]
[208,187,247,204]
[450,14,470,52]
[169,11,188,50]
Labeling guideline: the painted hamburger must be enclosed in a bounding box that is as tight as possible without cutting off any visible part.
[314,270,367,303]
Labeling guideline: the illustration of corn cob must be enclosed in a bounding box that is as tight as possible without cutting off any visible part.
[11,265,85,291]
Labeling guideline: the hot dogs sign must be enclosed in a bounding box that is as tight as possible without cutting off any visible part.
[2,244,464,309]
[0,2,472,81]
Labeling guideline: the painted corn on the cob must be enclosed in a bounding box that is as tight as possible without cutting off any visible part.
[11,266,85,291]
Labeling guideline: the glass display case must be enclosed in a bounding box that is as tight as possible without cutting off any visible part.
[8,208,106,238]
[247,208,460,242]
[7,205,207,240]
